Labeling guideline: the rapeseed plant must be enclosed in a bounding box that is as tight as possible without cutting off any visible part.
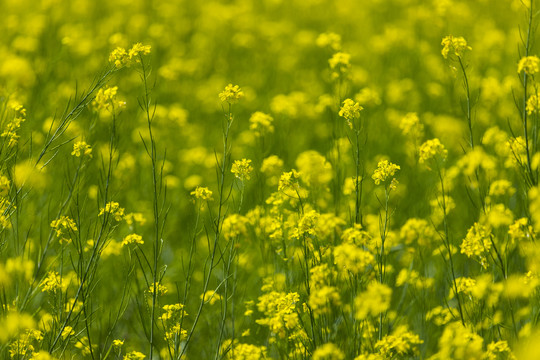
[3,0,540,359]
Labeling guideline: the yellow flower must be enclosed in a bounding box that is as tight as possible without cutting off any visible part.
[219,84,244,104]
[159,303,187,322]
[109,43,151,68]
[489,179,515,197]
[518,55,540,75]
[0,175,10,197]
[278,169,302,192]
[71,141,92,158]
[92,86,126,112]
[354,282,392,319]
[123,351,146,360]
[432,322,483,360]
[451,277,477,299]
[400,218,436,247]
[396,269,434,290]
[109,47,129,68]
[190,186,213,201]
[334,242,374,274]
[441,35,471,59]
[375,326,423,358]
[509,217,533,242]
[339,98,363,129]
[256,290,300,338]
[0,312,36,343]
[426,306,456,326]
[201,290,222,305]
[486,203,513,228]
[308,286,341,316]
[9,331,38,357]
[222,342,268,359]
[249,111,274,135]
[526,91,540,114]
[222,214,249,240]
[261,155,284,186]
[328,52,351,78]
[124,212,147,226]
[112,339,124,347]
[50,215,78,243]
[99,201,125,222]
[2,101,26,147]
[419,138,447,164]
[372,160,400,185]
[312,343,345,360]
[148,282,168,296]
[289,210,319,240]
[485,341,514,360]
[460,223,492,268]
[316,32,342,51]
[30,350,54,360]
[399,112,424,138]
[128,43,151,59]
[122,233,144,246]
[61,326,74,339]
[231,159,253,181]
[295,150,333,188]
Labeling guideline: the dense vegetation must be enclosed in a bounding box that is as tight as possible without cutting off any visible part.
[1,0,540,359]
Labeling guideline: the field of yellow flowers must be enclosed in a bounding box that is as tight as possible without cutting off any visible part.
[3,0,540,359]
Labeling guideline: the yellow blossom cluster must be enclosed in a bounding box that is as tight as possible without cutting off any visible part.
[231,159,253,181]
[109,42,151,68]
[219,84,244,104]
[92,86,126,112]
[441,35,472,59]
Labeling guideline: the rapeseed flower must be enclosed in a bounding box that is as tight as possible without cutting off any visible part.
[190,186,213,201]
[354,282,392,319]
[71,141,92,158]
[219,84,244,104]
[312,343,345,360]
[339,98,362,129]
[231,159,253,181]
[441,35,471,58]
[518,55,540,75]
[372,160,400,185]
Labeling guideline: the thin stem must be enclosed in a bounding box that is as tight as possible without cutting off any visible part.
[436,162,465,325]
[378,186,390,341]
[457,56,474,149]
[181,104,233,357]
[354,128,362,225]
[522,0,537,185]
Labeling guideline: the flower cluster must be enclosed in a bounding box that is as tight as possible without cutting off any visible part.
[71,141,92,158]
[2,101,26,147]
[460,222,492,268]
[219,84,244,104]
[518,55,540,75]
[354,282,392,320]
[190,186,213,201]
[231,158,253,181]
[122,233,143,246]
[328,52,351,78]
[372,160,400,186]
[441,35,472,59]
[249,111,274,135]
[98,201,125,222]
[50,215,78,243]
[92,86,126,112]
[41,271,62,293]
[339,98,363,129]
[419,138,448,164]
[109,42,151,68]
[160,303,188,344]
